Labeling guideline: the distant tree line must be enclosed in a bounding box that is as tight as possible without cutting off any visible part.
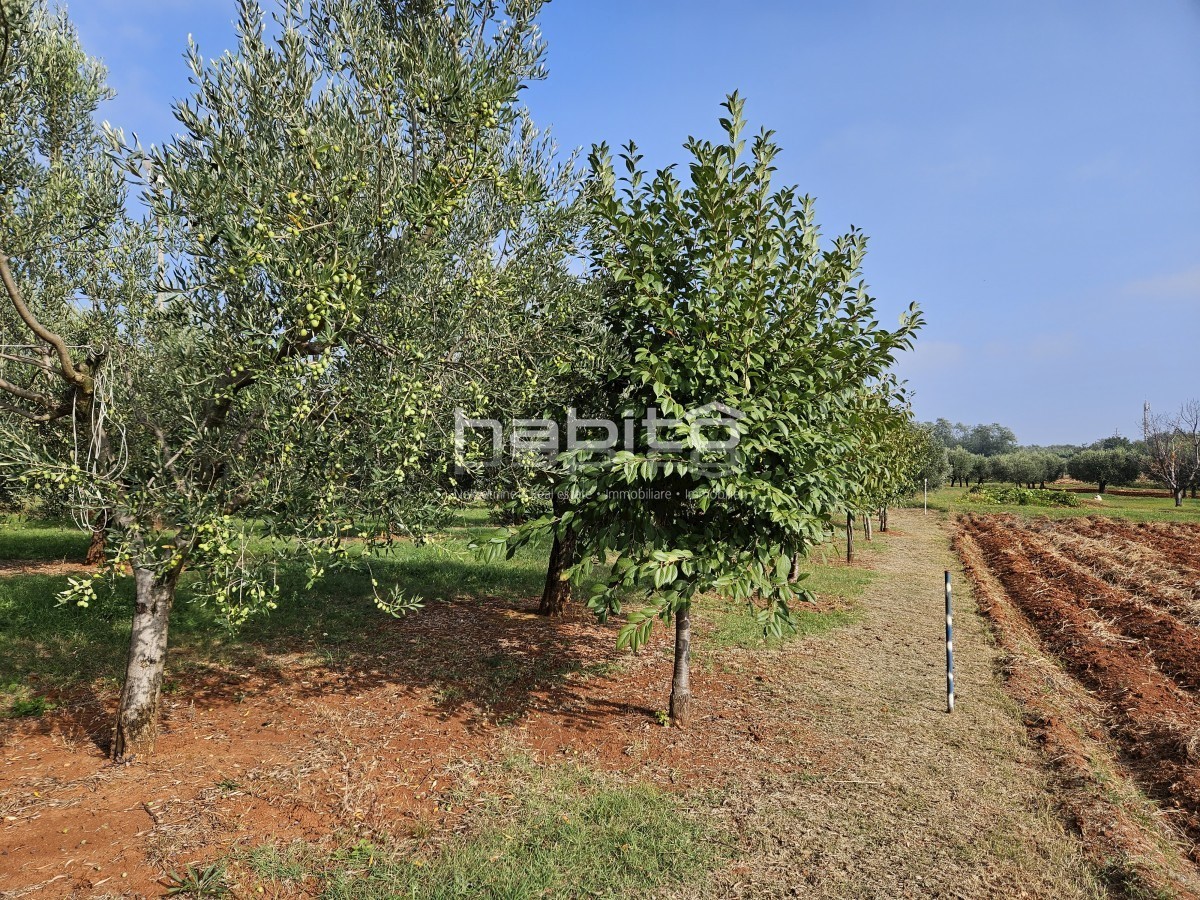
[924,415,1200,504]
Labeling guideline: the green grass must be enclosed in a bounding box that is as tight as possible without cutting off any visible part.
[241,761,717,899]
[913,483,1200,523]
[0,511,556,699]
[706,548,873,650]
[0,515,90,560]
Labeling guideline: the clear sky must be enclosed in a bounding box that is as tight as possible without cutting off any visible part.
[71,1,1200,445]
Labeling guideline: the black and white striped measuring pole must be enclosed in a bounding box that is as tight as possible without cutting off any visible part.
[945,570,955,713]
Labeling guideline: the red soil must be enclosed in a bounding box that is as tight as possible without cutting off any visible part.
[0,593,813,898]
[958,514,1200,855]
[952,525,1191,891]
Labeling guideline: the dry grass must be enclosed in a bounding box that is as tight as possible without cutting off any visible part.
[679,509,1111,899]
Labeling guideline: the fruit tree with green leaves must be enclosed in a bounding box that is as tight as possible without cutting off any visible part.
[501,95,922,724]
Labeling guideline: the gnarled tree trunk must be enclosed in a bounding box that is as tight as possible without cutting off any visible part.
[112,567,178,760]
[668,603,693,725]
[85,522,106,566]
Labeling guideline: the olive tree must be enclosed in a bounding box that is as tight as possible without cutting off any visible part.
[991,451,1047,488]
[1066,448,1141,494]
[1031,450,1064,488]
[947,447,980,487]
[497,96,921,724]
[455,249,613,617]
[1,0,560,758]
[0,0,142,555]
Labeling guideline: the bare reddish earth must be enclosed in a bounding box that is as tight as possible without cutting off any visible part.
[0,595,811,898]
[954,526,1193,895]
[958,514,1200,857]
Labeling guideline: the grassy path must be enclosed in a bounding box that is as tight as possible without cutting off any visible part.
[691,508,1105,899]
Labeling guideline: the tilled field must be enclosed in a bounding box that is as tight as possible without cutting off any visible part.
[957,514,1200,855]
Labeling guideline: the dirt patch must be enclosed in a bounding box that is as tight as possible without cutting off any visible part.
[0,559,92,577]
[0,594,797,898]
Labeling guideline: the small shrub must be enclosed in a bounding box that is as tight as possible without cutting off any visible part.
[7,695,54,718]
[965,485,1080,508]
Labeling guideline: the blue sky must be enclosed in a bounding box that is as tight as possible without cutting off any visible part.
[72,1,1200,445]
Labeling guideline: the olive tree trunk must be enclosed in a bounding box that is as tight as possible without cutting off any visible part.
[85,527,106,565]
[111,567,178,760]
[668,604,693,725]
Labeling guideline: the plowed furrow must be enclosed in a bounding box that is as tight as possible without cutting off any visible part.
[961,514,1200,844]
[1014,524,1200,695]
[1034,518,1200,619]
[1080,518,1200,578]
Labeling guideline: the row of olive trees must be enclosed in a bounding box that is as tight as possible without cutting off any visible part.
[944,436,1181,497]
[946,448,1062,488]
[2,1,926,750]
[948,445,1145,493]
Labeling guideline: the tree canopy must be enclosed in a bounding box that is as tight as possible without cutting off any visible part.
[0,0,588,757]
[496,95,922,722]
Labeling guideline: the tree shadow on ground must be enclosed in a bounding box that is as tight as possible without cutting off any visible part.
[1,554,653,754]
